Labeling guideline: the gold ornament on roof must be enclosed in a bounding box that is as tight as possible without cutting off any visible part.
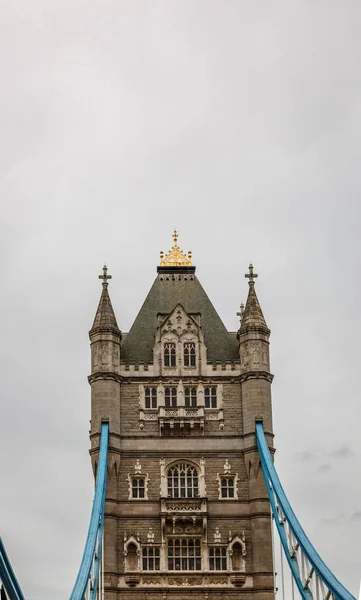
[159,230,192,267]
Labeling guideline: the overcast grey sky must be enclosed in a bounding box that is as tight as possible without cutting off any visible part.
[0,1,361,598]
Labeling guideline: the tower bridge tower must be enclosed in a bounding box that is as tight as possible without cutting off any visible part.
[89,233,274,600]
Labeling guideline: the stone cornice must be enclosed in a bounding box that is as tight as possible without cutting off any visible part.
[239,371,273,383]
[88,371,123,384]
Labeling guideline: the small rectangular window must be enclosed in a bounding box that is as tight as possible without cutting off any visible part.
[132,477,145,498]
[205,386,217,408]
[145,387,157,409]
[221,477,235,498]
[142,547,160,570]
[164,343,176,367]
[209,547,227,570]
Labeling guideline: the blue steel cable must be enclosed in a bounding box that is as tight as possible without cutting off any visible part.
[256,421,356,600]
[0,538,25,600]
[0,538,26,600]
[69,422,109,600]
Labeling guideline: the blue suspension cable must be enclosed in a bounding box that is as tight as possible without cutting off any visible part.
[69,422,109,600]
[256,421,356,600]
[0,538,26,600]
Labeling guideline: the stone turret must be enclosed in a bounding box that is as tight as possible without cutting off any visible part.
[89,266,122,588]
[238,264,273,593]
[89,264,122,443]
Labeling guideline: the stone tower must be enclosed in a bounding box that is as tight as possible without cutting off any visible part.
[89,233,274,600]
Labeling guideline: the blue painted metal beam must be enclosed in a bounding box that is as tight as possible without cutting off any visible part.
[69,422,109,600]
[0,538,26,600]
[256,421,356,600]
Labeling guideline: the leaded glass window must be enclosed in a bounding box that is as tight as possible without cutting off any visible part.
[168,538,201,570]
[167,463,199,498]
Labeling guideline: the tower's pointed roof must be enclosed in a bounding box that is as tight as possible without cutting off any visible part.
[121,232,238,363]
[239,264,269,334]
[90,265,121,337]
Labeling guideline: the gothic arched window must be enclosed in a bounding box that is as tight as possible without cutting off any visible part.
[165,387,177,408]
[183,342,196,367]
[168,538,201,570]
[167,463,199,498]
[164,343,176,367]
[185,386,197,407]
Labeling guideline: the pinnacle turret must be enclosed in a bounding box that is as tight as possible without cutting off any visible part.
[90,265,121,337]
[239,264,269,334]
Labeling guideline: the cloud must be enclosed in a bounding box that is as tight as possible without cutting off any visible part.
[294,451,315,462]
[318,463,332,472]
[328,445,355,459]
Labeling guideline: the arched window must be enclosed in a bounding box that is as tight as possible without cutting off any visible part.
[165,387,177,408]
[183,342,196,367]
[145,387,157,409]
[168,538,201,570]
[164,343,176,367]
[167,463,199,498]
[205,386,217,408]
[185,386,197,407]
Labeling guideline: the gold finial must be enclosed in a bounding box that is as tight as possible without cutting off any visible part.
[159,231,192,267]
[245,263,258,285]
[99,264,112,286]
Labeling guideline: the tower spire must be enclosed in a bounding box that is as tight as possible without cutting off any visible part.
[239,264,269,334]
[90,265,121,336]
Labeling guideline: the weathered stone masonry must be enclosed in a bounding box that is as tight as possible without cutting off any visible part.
[88,235,275,600]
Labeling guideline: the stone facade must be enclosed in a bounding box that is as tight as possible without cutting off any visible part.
[88,254,275,600]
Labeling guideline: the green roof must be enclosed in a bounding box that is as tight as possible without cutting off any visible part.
[121,274,239,363]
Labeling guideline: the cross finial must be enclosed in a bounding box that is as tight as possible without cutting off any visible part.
[237,303,245,323]
[245,263,258,285]
[99,264,112,286]
[173,229,178,248]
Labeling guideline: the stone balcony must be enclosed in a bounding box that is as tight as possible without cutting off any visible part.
[159,406,205,434]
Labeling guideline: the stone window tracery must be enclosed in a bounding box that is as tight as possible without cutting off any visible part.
[209,547,227,571]
[165,386,177,408]
[145,387,157,409]
[184,386,197,407]
[142,547,160,570]
[167,538,201,571]
[183,342,196,367]
[167,463,199,498]
[164,343,176,367]
[205,386,217,408]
